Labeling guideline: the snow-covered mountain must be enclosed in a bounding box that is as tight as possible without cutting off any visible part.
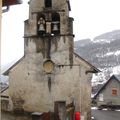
[75,30,120,85]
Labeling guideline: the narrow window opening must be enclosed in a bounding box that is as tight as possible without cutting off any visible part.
[45,0,52,8]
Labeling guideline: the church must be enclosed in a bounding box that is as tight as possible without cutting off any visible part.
[1,0,99,120]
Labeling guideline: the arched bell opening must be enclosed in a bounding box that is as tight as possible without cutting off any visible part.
[37,14,46,36]
[51,13,60,35]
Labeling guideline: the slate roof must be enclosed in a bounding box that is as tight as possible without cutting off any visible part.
[93,75,120,99]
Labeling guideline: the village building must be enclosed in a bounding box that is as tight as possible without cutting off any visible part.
[1,0,100,120]
[93,75,120,110]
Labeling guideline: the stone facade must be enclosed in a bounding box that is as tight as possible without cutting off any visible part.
[1,0,99,120]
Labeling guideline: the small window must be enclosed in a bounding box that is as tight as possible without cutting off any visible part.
[99,94,104,101]
[112,89,117,96]
[45,0,52,8]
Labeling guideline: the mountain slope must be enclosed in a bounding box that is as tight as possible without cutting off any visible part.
[75,30,120,83]
[75,30,120,69]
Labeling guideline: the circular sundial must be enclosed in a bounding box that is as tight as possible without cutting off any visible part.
[43,60,55,74]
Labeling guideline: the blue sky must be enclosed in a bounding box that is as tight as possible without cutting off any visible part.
[1,0,120,70]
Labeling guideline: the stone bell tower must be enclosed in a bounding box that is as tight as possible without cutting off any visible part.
[24,0,74,64]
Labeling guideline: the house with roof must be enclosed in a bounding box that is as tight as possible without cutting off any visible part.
[93,75,120,109]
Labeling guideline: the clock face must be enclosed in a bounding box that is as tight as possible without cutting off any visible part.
[43,60,55,74]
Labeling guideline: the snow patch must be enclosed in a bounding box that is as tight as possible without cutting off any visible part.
[93,39,114,44]
[115,50,120,56]
[104,50,120,57]
[112,66,120,75]
[92,66,120,87]
[105,52,114,56]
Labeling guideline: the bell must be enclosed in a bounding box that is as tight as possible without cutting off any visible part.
[39,23,45,31]
[52,21,59,31]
